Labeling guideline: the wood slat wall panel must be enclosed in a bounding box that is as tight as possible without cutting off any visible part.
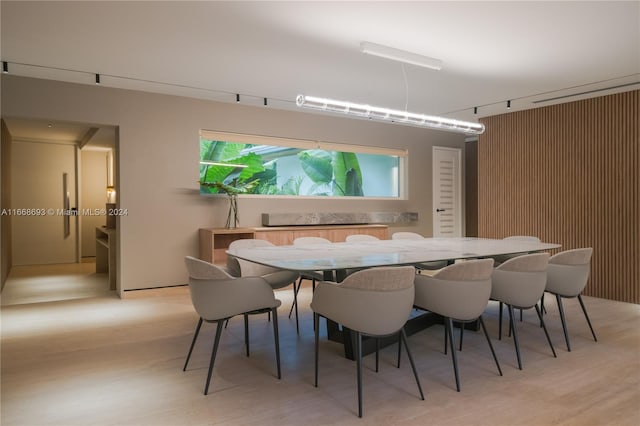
[478,90,639,304]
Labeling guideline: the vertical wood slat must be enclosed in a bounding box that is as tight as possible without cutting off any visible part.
[478,90,639,304]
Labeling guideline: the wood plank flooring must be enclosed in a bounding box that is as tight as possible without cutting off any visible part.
[1,280,639,425]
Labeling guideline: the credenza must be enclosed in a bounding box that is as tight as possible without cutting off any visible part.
[199,224,389,264]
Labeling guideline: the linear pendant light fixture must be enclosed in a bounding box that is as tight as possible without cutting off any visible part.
[360,41,443,70]
[296,95,485,135]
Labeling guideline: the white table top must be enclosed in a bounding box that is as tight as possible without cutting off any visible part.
[228,237,561,272]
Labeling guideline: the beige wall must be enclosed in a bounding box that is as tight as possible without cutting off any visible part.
[80,149,108,257]
[1,119,12,288]
[1,75,464,292]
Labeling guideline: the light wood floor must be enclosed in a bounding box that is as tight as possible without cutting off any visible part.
[1,280,639,425]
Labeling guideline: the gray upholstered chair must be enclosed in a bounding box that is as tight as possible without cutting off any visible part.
[183,256,282,394]
[491,253,556,369]
[494,236,542,322]
[345,234,380,242]
[391,232,448,270]
[542,248,597,351]
[227,239,300,332]
[311,266,424,418]
[413,258,502,391]
[291,236,330,314]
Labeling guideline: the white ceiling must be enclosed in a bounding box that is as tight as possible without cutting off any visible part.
[1,1,639,137]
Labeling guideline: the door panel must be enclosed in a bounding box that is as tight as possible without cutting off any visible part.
[432,147,462,237]
[11,141,77,265]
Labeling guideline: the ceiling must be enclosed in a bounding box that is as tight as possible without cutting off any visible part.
[1,1,639,138]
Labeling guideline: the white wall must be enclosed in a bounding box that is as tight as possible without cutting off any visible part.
[1,75,465,292]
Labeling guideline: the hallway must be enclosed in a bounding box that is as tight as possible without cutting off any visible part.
[1,259,113,306]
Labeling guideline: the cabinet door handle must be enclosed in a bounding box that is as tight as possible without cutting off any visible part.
[436,208,446,213]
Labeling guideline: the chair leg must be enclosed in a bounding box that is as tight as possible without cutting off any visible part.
[444,323,448,355]
[244,313,250,357]
[498,302,503,340]
[459,326,464,351]
[520,308,523,322]
[445,317,461,392]
[534,304,557,358]
[556,294,571,352]
[375,338,380,373]
[397,333,402,368]
[507,306,523,370]
[272,307,281,380]
[356,331,363,418]
[479,316,502,376]
[400,328,425,400]
[293,282,299,334]
[183,317,203,371]
[204,320,224,395]
[578,294,598,342]
[314,312,319,387]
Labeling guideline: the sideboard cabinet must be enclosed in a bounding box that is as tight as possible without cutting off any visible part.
[199,224,388,264]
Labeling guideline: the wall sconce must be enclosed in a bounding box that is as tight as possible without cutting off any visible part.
[106,186,116,203]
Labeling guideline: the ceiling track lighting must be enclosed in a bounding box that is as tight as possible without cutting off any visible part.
[2,61,8,73]
[296,94,485,135]
[95,73,101,84]
[264,97,268,106]
[473,107,478,115]
[236,93,240,103]
[360,41,443,70]
[507,100,511,109]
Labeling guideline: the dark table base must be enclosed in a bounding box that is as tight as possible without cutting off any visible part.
[326,312,480,360]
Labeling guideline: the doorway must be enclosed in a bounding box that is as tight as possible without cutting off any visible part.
[432,146,462,237]
[1,117,117,304]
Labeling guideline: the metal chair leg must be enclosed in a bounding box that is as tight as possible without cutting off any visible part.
[272,307,281,380]
[556,294,571,351]
[508,306,523,370]
[534,304,557,358]
[479,316,502,376]
[375,338,380,372]
[400,328,425,400]
[244,313,250,357]
[204,320,224,395]
[498,302,503,340]
[445,317,461,392]
[459,326,464,351]
[397,333,402,368]
[356,331,363,418]
[183,317,203,371]
[578,294,598,342]
[314,312,319,387]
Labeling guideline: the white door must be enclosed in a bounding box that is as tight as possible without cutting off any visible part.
[11,140,78,265]
[432,147,462,237]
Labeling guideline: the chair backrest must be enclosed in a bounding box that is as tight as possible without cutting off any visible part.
[311,266,416,336]
[227,239,278,277]
[492,253,550,308]
[185,256,233,280]
[293,236,332,246]
[391,232,424,240]
[546,248,593,296]
[184,256,278,321]
[415,259,494,320]
[345,234,380,243]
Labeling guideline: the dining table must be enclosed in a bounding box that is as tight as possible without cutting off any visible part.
[228,237,561,359]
